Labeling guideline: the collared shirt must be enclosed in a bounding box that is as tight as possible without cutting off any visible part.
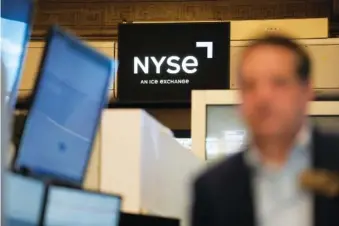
[245,124,313,226]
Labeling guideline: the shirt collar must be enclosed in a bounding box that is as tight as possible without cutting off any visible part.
[245,121,312,169]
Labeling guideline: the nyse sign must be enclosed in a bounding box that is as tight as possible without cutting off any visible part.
[117,22,230,103]
[133,41,213,75]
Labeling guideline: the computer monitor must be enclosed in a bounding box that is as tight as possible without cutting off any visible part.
[43,186,121,226]
[4,172,45,226]
[1,0,34,108]
[191,90,339,161]
[14,26,115,186]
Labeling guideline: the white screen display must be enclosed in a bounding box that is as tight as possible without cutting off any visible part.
[5,172,44,226]
[45,187,121,226]
[206,105,247,160]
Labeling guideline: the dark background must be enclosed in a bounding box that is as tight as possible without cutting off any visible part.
[117,22,230,104]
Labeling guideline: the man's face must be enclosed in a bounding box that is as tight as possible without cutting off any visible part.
[239,45,313,138]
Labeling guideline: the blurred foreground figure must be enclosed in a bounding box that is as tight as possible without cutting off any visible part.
[191,35,339,226]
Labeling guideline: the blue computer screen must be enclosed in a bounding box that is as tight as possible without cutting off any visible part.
[4,172,45,226]
[1,0,33,108]
[15,27,114,184]
[44,186,121,226]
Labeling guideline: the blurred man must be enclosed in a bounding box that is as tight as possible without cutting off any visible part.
[191,35,339,226]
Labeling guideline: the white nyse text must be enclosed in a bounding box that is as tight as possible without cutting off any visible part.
[133,41,213,75]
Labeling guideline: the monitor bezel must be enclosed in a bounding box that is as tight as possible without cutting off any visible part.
[41,184,122,226]
[12,25,115,186]
[191,90,339,161]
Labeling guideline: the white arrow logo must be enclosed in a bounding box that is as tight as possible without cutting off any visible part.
[196,41,213,59]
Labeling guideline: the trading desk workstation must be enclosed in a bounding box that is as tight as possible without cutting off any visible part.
[3,0,339,226]
[1,0,182,225]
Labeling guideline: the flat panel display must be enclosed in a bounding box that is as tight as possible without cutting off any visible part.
[44,186,121,226]
[1,0,34,108]
[118,22,230,104]
[4,172,45,226]
[206,105,246,160]
[15,26,115,185]
[205,105,339,160]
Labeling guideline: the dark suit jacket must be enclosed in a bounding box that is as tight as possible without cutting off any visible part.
[191,129,339,226]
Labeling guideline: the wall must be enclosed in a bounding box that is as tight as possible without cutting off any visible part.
[83,131,101,190]
[100,109,203,225]
[31,0,339,38]
[20,18,328,103]
[147,109,190,131]
[18,36,339,131]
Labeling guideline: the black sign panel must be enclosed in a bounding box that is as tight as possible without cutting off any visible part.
[117,22,230,104]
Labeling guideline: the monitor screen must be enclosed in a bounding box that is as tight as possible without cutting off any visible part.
[15,27,114,184]
[205,105,339,160]
[1,0,34,108]
[206,105,247,160]
[44,186,121,226]
[4,172,45,226]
